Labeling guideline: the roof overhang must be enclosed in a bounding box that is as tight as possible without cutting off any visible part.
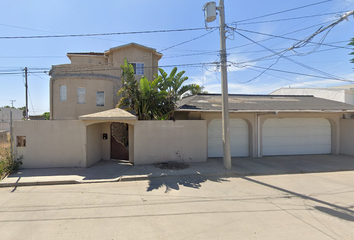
[79,108,137,123]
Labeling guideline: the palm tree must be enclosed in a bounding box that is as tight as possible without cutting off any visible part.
[184,84,208,97]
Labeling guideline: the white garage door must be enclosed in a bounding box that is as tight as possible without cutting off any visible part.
[262,118,331,156]
[208,119,249,157]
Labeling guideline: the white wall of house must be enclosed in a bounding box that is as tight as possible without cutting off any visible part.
[13,120,87,168]
[340,119,354,155]
[133,120,207,165]
[0,108,23,131]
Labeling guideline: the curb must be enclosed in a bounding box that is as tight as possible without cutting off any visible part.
[0,180,77,188]
[0,171,238,187]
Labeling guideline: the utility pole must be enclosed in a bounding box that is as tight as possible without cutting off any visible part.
[10,109,13,163]
[24,67,28,120]
[203,1,231,169]
[219,0,231,170]
[9,99,16,108]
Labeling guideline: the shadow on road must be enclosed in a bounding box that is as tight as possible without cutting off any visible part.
[314,206,354,222]
[241,176,354,222]
[147,175,230,193]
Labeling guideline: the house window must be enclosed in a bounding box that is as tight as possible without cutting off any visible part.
[131,63,144,75]
[60,85,67,101]
[77,88,86,104]
[17,136,26,147]
[97,91,105,107]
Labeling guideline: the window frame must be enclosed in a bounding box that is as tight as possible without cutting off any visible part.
[96,91,105,107]
[17,136,26,147]
[131,62,144,75]
[77,87,86,104]
[59,85,67,101]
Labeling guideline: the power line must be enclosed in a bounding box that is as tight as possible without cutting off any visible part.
[160,28,218,52]
[0,27,216,40]
[237,11,346,25]
[235,28,353,50]
[245,65,354,82]
[236,0,332,23]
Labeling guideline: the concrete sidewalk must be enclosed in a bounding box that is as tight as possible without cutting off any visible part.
[1,154,354,187]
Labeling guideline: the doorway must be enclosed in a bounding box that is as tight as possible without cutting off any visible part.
[110,122,129,160]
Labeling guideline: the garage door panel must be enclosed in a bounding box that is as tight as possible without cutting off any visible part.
[208,119,249,157]
[263,136,331,146]
[262,118,331,156]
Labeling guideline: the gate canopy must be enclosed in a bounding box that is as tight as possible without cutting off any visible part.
[79,108,137,124]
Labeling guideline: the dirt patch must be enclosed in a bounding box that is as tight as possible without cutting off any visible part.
[154,161,189,170]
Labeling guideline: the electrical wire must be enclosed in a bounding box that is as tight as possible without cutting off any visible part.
[0,27,217,40]
[233,30,352,82]
[237,11,346,25]
[236,0,332,23]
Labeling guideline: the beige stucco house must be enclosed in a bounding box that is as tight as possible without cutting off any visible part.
[50,43,162,120]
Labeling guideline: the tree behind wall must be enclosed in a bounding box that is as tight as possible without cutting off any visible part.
[117,58,205,120]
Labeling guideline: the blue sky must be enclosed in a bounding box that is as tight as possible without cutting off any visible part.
[1,0,354,114]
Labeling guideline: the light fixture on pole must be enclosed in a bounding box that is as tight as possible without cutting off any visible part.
[203,1,231,169]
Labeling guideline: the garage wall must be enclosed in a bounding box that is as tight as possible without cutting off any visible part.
[133,120,207,165]
[13,120,86,168]
[340,119,354,155]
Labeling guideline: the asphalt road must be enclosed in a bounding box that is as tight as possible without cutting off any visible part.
[1,171,354,240]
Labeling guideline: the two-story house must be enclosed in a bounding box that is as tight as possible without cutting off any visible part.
[49,43,163,120]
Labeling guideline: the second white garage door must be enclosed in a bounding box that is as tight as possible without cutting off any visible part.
[208,119,249,157]
[262,118,331,156]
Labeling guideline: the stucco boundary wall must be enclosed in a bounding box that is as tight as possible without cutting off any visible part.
[13,120,87,168]
[133,120,207,165]
[340,119,354,155]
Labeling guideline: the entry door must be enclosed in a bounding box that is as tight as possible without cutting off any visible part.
[208,119,249,157]
[111,123,129,160]
[262,118,331,156]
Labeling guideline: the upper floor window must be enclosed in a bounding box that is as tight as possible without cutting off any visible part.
[131,63,144,75]
[77,87,86,104]
[60,85,67,101]
[97,91,105,107]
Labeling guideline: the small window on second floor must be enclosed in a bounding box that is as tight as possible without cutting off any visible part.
[77,87,86,104]
[131,63,144,75]
[60,85,67,101]
[97,91,104,106]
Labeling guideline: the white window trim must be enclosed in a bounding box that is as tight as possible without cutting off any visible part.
[131,62,144,75]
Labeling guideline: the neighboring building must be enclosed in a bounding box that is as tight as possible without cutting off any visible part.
[270,84,354,105]
[49,43,163,120]
[0,108,23,132]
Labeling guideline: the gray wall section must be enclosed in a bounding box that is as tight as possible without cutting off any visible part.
[133,120,207,165]
[14,120,87,168]
[340,119,354,155]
